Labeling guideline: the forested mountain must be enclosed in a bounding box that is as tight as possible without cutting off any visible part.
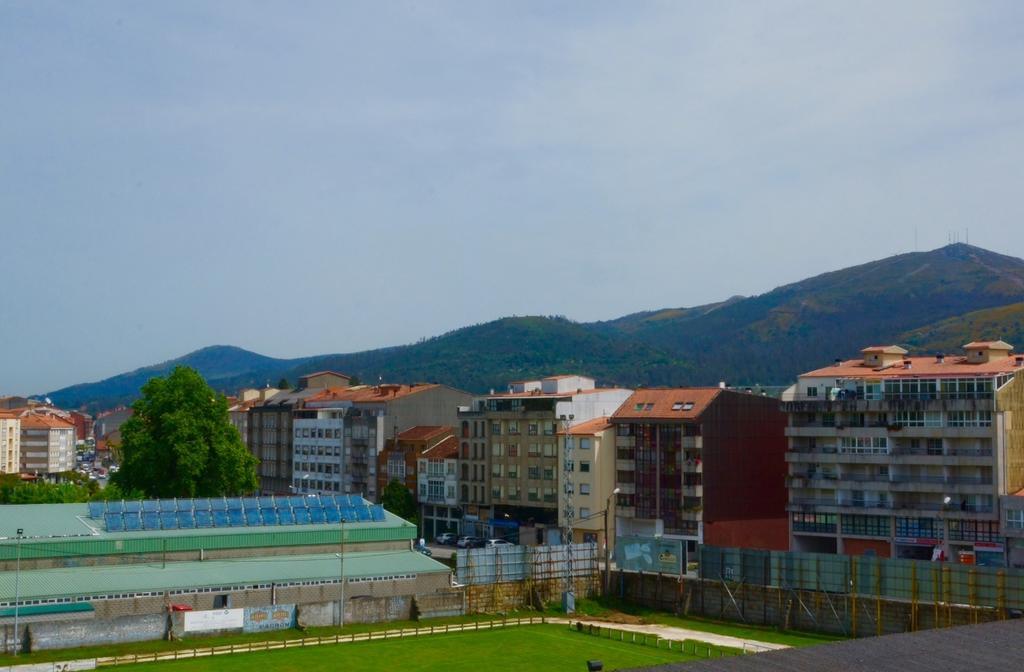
[46,244,1024,412]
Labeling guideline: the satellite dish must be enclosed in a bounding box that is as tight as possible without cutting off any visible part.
[44,397,52,405]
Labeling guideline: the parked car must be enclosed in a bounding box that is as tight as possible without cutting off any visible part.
[456,536,474,548]
[458,536,487,549]
[486,539,513,548]
[436,532,457,545]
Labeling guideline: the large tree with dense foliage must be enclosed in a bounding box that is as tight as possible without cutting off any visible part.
[112,366,258,498]
[380,478,418,525]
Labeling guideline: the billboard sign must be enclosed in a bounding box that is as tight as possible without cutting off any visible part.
[615,536,685,575]
[182,608,244,632]
[244,604,296,632]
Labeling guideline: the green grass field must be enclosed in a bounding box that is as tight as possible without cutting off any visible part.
[111,625,711,672]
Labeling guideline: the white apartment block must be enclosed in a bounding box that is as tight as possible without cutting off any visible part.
[783,341,1024,566]
[19,414,75,474]
[0,413,20,474]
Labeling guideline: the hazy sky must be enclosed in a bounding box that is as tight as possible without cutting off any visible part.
[3,1,1024,394]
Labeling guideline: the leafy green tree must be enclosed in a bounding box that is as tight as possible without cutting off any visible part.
[113,366,258,498]
[276,378,290,390]
[380,478,418,524]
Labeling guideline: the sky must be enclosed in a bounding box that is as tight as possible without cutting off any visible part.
[2,1,1024,394]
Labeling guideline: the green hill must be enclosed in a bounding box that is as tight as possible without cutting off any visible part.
[44,243,1024,412]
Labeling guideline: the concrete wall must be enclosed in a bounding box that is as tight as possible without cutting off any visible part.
[28,614,167,651]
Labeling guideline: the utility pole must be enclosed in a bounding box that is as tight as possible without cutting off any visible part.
[604,488,621,595]
[560,414,575,614]
[13,528,23,656]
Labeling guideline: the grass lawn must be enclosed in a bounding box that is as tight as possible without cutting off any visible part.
[111,625,712,672]
[555,598,844,648]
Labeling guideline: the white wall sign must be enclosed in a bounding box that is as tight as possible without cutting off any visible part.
[183,608,244,632]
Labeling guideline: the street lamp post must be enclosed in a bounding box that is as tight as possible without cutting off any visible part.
[13,528,24,656]
[604,489,621,596]
[338,517,347,627]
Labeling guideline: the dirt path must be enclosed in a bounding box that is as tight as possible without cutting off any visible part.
[546,618,789,653]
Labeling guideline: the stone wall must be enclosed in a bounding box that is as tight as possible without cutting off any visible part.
[27,614,167,652]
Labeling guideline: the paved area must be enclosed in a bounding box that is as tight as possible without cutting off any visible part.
[426,543,456,559]
[546,618,788,653]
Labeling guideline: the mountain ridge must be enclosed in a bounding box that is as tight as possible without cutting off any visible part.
[43,243,1024,413]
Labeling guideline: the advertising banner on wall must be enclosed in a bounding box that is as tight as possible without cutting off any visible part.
[244,604,296,633]
[615,536,685,575]
[182,608,244,632]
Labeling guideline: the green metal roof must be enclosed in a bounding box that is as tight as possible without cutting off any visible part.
[0,551,450,603]
[0,602,94,618]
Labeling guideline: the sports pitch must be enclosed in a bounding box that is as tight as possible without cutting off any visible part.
[112,625,715,672]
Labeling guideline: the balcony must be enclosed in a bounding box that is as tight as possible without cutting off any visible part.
[782,395,995,414]
[616,459,635,472]
[682,461,703,474]
[616,483,636,495]
[681,436,702,450]
[682,484,703,498]
[679,509,703,521]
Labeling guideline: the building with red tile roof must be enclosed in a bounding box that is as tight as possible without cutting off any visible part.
[783,341,1024,565]
[19,412,76,474]
[611,387,789,554]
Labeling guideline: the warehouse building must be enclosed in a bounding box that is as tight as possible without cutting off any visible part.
[0,495,457,653]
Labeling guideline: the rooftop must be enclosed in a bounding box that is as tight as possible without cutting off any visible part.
[611,388,723,421]
[801,355,1022,379]
[19,414,75,430]
[559,416,613,435]
[306,384,440,405]
[421,435,458,459]
[397,425,452,442]
[0,550,448,603]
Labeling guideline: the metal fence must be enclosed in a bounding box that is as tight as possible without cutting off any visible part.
[700,545,1024,612]
[456,543,597,586]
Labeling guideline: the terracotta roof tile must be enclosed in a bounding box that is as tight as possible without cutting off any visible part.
[20,414,75,429]
[307,384,439,404]
[802,355,1021,379]
[611,388,722,421]
[558,416,613,435]
[422,435,458,459]
[397,426,452,442]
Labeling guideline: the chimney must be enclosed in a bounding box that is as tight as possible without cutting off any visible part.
[718,381,726,389]
[936,354,945,364]
[903,360,912,370]
[1015,356,1024,368]
[834,358,842,367]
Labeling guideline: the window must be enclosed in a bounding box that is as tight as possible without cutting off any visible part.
[1007,509,1024,530]
[644,403,654,410]
[672,402,684,411]
[841,515,889,537]
[491,422,502,436]
[542,443,556,457]
[579,438,592,450]
[580,507,591,519]
[792,513,835,533]
[528,466,540,480]
[579,483,591,495]
[491,463,503,478]
[528,423,538,436]
[213,594,231,609]
[580,461,591,473]
[492,443,504,457]
[528,443,540,456]
[543,467,554,480]
[508,465,519,479]
[948,520,999,543]
[508,422,519,435]
[528,487,539,502]
[508,444,519,458]
[895,517,943,540]
[806,387,818,397]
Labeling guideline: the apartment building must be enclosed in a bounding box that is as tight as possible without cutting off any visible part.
[782,341,1024,565]
[611,387,789,555]
[1001,492,1024,568]
[247,372,351,494]
[377,426,452,496]
[457,375,631,544]
[556,416,617,550]
[415,432,460,539]
[291,384,471,500]
[19,413,75,475]
[0,411,20,474]
[229,388,279,444]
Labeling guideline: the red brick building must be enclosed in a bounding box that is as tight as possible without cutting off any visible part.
[377,426,454,498]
